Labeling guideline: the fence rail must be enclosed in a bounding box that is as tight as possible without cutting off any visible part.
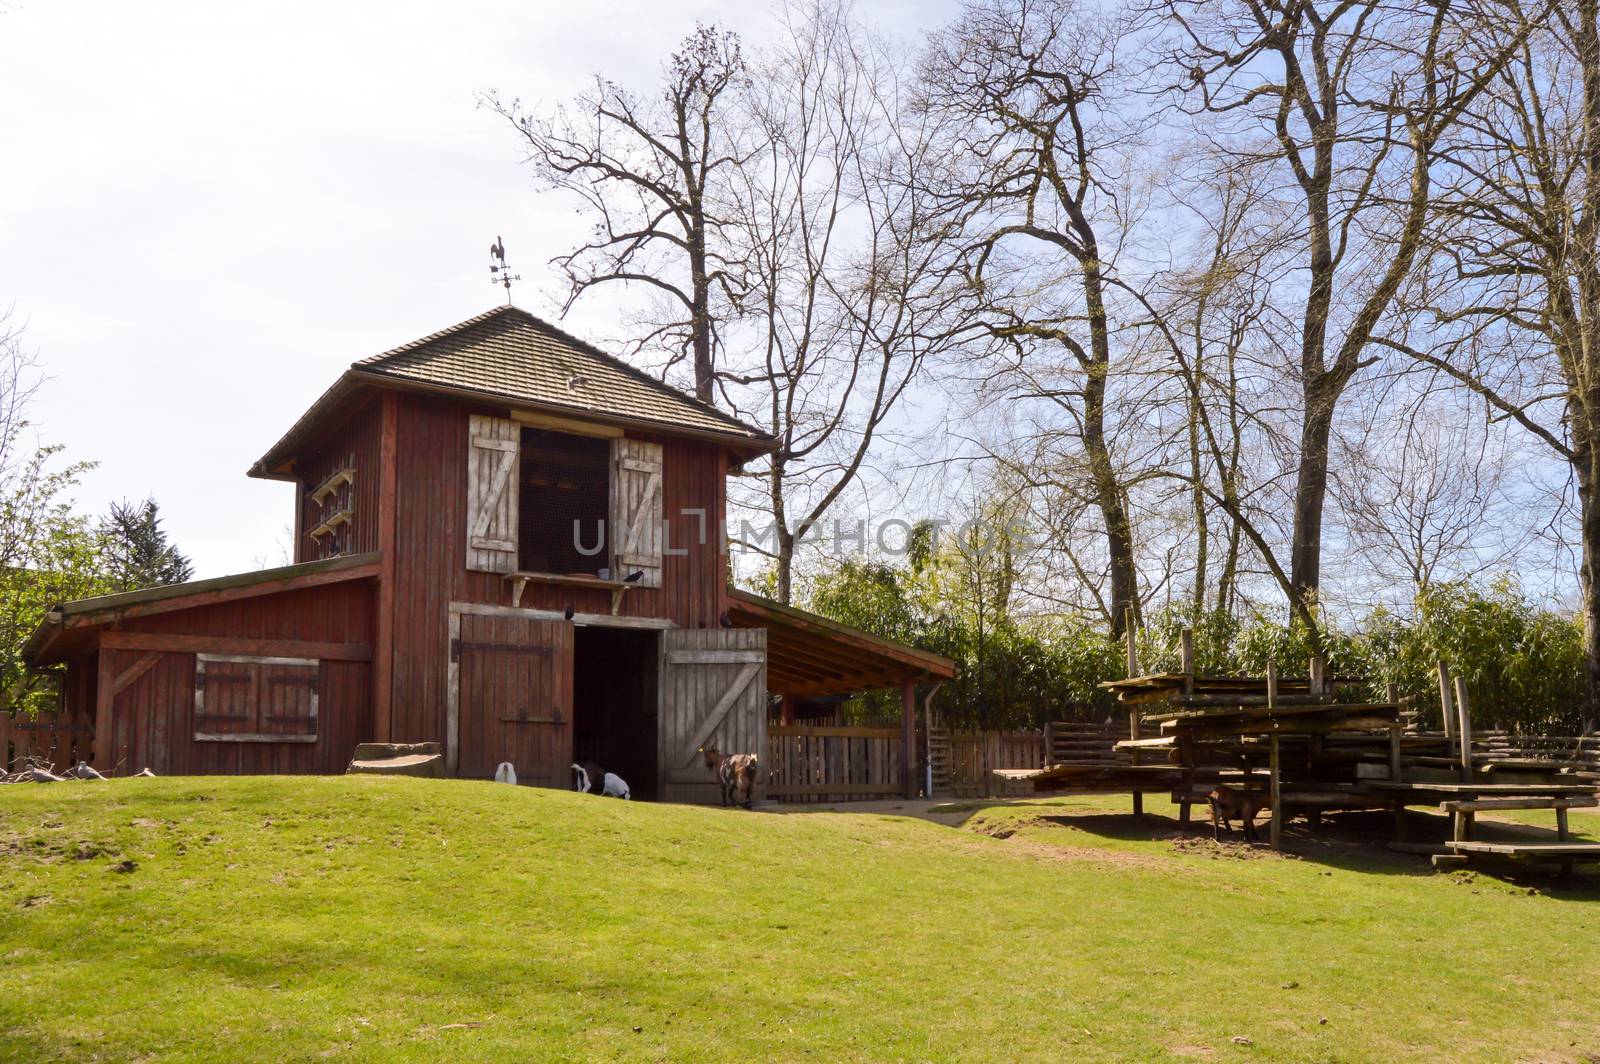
[930,729,1051,798]
[1,706,95,774]
[767,724,904,802]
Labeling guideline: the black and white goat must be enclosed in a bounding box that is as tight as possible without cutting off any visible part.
[571,761,631,800]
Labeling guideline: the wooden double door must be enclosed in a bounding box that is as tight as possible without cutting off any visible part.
[453,613,573,786]
[450,610,767,802]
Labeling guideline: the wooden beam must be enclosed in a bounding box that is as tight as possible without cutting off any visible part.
[1454,674,1474,784]
[1179,628,1194,696]
[374,388,398,743]
[93,649,114,769]
[99,632,373,661]
[110,652,161,697]
[1269,732,1282,850]
[61,557,381,630]
[1123,605,1139,677]
[445,610,461,776]
[902,680,917,799]
[510,408,625,438]
[448,600,673,629]
[1437,661,1456,740]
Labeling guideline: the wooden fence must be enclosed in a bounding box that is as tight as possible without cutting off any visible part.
[933,729,1050,798]
[1,705,95,774]
[767,724,904,802]
[767,721,1122,802]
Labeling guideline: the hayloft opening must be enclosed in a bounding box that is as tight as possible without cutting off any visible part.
[518,428,610,576]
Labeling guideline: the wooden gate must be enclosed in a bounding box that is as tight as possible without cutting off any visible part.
[450,612,572,785]
[659,628,766,803]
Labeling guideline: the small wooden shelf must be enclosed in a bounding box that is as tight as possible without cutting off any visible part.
[505,570,639,613]
[310,468,354,507]
[309,509,354,539]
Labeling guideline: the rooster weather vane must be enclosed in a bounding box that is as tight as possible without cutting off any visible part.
[489,235,520,303]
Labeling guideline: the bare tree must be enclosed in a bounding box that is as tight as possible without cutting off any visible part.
[483,25,748,402]
[1330,398,1521,602]
[723,1,962,603]
[1389,0,1600,726]
[918,0,1149,636]
[1153,0,1545,639]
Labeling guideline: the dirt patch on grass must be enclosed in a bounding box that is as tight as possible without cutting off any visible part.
[959,812,1174,869]
[1170,835,1299,861]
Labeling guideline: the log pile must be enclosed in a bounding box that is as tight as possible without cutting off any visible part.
[996,624,1600,852]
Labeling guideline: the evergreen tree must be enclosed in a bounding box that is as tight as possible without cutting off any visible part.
[98,497,193,592]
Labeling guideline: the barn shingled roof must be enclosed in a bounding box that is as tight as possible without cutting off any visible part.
[249,305,772,478]
[354,305,767,443]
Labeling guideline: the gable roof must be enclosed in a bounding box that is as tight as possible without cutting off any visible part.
[251,306,772,477]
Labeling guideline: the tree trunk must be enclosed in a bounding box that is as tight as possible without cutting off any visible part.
[1081,257,1139,637]
[1579,462,1600,733]
[1289,376,1338,629]
[688,219,714,404]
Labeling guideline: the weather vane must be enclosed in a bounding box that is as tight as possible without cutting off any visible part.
[489,235,520,303]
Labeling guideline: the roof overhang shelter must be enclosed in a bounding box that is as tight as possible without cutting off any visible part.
[26,553,382,667]
[725,587,956,701]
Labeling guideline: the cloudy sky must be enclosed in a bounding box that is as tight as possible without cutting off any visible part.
[0,0,953,576]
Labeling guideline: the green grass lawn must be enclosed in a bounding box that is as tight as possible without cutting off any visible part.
[2,778,1598,1063]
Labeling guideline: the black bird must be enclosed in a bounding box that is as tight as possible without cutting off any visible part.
[719,610,733,629]
[490,235,506,265]
[624,569,645,583]
[563,604,575,621]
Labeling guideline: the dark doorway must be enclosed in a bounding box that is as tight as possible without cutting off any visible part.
[519,428,610,576]
[572,626,659,799]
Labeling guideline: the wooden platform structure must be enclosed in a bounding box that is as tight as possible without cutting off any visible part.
[996,622,1600,855]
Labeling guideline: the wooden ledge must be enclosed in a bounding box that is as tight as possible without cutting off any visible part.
[506,571,639,614]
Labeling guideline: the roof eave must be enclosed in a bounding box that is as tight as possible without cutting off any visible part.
[726,586,958,680]
[346,369,777,459]
[247,372,363,480]
[23,552,384,666]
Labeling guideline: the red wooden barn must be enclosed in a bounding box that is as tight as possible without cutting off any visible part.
[23,306,954,801]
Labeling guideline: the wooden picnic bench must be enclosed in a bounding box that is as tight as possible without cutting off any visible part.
[1431,795,1600,875]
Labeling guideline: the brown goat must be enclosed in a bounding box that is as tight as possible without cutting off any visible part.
[1206,785,1264,842]
[700,746,758,809]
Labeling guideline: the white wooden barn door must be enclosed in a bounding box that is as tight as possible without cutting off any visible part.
[659,627,767,804]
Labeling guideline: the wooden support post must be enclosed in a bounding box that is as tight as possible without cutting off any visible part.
[1266,661,1278,709]
[1269,731,1282,849]
[901,681,917,800]
[373,389,399,744]
[1389,726,1403,783]
[1129,705,1143,817]
[1180,627,1194,695]
[1123,605,1140,678]
[93,648,115,770]
[1453,675,1473,783]
[1393,800,1407,842]
[1557,806,1571,841]
[779,696,794,727]
[1437,661,1456,740]
[1309,654,1326,698]
[1126,605,1143,816]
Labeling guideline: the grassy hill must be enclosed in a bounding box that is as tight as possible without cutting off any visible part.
[1,777,1597,1062]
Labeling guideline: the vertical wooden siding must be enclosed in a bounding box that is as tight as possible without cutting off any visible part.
[766,725,904,801]
[294,396,383,562]
[58,579,376,776]
[387,393,730,748]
